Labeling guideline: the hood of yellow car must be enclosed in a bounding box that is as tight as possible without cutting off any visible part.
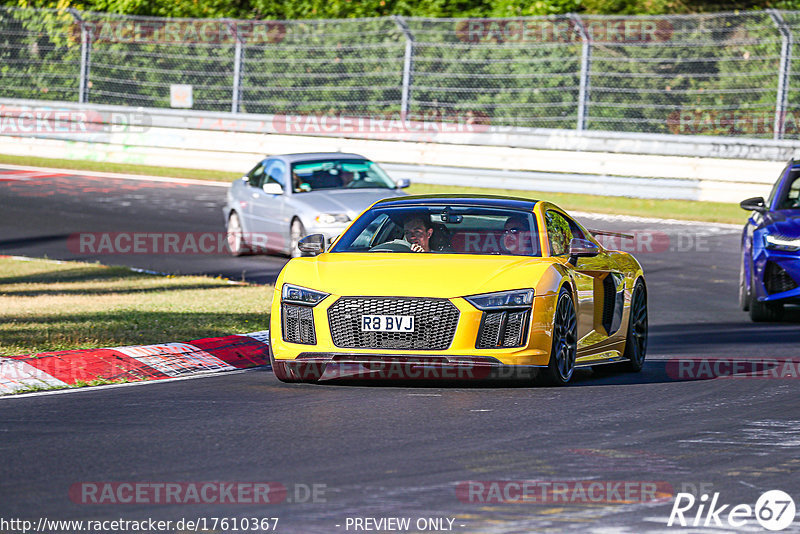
[280,253,557,298]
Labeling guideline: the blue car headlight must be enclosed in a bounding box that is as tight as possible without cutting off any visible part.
[764,234,800,252]
[465,289,535,310]
[282,284,329,306]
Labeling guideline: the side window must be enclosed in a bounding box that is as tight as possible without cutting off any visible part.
[247,162,266,189]
[264,160,286,188]
[778,170,800,209]
[768,165,790,208]
[546,210,585,255]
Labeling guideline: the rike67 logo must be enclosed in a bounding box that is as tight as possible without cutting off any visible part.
[668,490,796,531]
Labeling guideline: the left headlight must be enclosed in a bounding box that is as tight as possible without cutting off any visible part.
[465,289,535,310]
[282,284,329,306]
[315,213,351,225]
[764,234,800,252]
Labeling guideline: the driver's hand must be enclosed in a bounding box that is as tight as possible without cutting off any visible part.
[410,243,424,253]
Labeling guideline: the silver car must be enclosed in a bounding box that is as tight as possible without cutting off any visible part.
[224,153,409,257]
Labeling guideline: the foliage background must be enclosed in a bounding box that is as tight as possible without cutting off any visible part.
[7,0,800,19]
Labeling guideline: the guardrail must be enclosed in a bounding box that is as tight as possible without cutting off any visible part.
[0,98,790,202]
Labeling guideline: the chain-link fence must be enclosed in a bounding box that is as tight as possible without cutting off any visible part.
[1,7,799,139]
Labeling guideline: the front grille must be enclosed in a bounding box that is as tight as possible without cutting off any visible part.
[327,297,459,350]
[282,304,317,345]
[477,310,529,348]
[764,261,798,294]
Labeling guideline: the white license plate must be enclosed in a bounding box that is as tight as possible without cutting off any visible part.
[361,314,415,332]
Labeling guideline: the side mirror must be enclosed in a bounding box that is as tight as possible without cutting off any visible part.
[740,196,767,213]
[262,182,283,195]
[568,238,599,265]
[297,234,325,256]
[395,178,411,189]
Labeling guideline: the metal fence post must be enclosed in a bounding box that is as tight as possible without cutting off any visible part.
[570,14,591,132]
[69,8,90,104]
[768,10,792,141]
[392,16,414,118]
[230,22,245,114]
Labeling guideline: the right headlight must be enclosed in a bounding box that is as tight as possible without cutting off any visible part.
[282,284,329,306]
[764,234,800,252]
[465,289,535,310]
[315,213,351,225]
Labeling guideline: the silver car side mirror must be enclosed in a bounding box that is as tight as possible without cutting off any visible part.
[568,238,599,265]
[298,234,325,256]
[395,178,411,189]
[262,182,283,195]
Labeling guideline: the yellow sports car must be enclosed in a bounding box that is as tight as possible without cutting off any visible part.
[269,195,647,385]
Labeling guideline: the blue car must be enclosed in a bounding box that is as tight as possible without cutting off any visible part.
[740,160,800,321]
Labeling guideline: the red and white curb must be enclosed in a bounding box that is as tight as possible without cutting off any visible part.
[0,331,270,395]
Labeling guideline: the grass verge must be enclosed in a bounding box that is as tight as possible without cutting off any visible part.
[0,153,747,224]
[0,153,241,182]
[0,256,272,356]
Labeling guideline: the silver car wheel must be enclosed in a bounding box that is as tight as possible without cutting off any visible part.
[226,212,247,256]
[290,219,305,258]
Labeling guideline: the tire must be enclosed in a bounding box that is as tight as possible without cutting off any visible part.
[749,291,784,322]
[289,219,306,258]
[226,212,249,257]
[621,279,647,372]
[739,258,750,311]
[539,287,578,386]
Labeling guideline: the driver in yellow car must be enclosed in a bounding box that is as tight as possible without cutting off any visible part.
[403,215,433,253]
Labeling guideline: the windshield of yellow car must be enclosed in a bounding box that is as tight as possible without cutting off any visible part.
[330,205,541,256]
[291,159,396,193]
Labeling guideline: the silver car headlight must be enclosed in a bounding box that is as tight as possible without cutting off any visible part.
[764,234,800,252]
[465,289,535,310]
[282,284,329,306]
[315,213,350,225]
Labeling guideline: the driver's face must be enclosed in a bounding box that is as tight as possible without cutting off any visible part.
[404,219,432,251]
[503,219,529,253]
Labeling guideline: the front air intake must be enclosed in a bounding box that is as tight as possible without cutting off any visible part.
[282,304,317,345]
[764,261,798,295]
[476,310,529,349]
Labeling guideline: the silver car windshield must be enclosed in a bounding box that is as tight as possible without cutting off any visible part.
[291,159,396,193]
[331,205,541,256]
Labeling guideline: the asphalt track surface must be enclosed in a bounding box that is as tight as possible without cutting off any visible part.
[2,167,800,533]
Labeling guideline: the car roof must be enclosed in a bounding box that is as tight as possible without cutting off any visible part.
[267,152,368,164]
[375,194,540,211]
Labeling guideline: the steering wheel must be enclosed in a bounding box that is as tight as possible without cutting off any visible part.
[369,239,413,252]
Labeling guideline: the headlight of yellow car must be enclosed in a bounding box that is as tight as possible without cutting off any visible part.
[465,289,535,310]
[282,284,330,306]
